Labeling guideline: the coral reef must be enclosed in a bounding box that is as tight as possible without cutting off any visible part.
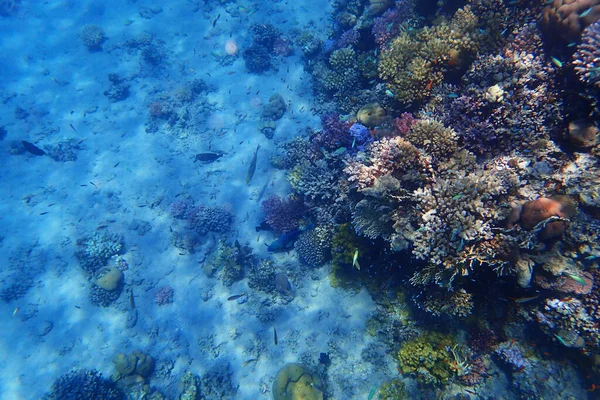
[397,331,456,386]
[574,20,600,87]
[75,231,124,276]
[155,286,174,306]
[294,225,332,267]
[79,24,105,50]
[378,5,483,104]
[261,195,304,234]
[540,0,600,42]
[203,240,254,286]
[272,363,324,400]
[187,205,234,236]
[43,369,123,400]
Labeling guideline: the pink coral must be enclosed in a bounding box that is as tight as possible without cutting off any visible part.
[392,112,416,136]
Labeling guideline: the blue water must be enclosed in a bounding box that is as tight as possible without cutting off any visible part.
[1,0,599,399]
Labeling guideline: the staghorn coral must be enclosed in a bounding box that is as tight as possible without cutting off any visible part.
[540,0,600,43]
[411,158,517,286]
[405,119,458,163]
[413,289,474,319]
[378,5,483,105]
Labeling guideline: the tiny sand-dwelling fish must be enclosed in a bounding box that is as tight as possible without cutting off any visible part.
[21,140,46,156]
[246,144,261,185]
[194,152,222,163]
[242,358,259,368]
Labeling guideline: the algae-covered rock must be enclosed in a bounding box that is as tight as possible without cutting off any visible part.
[95,267,123,291]
[133,351,154,377]
[272,363,323,400]
[356,103,387,128]
[113,352,137,376]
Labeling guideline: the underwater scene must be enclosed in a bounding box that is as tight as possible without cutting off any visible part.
[2,0,600,399]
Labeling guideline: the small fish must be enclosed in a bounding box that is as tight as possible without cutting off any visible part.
[242,358,259,367]
[567,42,577,47]
[227,293,246,301]
[447,93,459,98]
[246,144,260,185]
[113,161,120,168]
[512,295,540,303]
[194,152,222,163]
[21,140,46,156]
[129,289,136,309]
[565,272,586,286]
[353,249,361,270]
[274,327,278,345]
[69,123,77,132]
[367,385,378,400]
[352,137,356,149]
[257,182,269,203]
[580,7,593,18]
[385,89,394,98]
[554,333,568,346]
[452,193,464,201]
[89,181,96,187]
[12,307,19,316]
[227,71,236,75]
[550,57,563,68]
[124,19,134,26]
[39,211,49,215]
[212,13,221,27]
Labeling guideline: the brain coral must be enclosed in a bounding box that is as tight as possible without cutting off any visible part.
[272,363,324,400]
[541,0,600,42]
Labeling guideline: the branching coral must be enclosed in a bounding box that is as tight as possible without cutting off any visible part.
[261,195,304,234]
[397,331,456,386]
[410,158,517,286]
[405,119,458,163]
[378,5,483,104]
[288,159,340,201]
[344,136,432,191]
[574,21,600,88]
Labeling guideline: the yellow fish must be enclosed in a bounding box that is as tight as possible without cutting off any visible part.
[352,249,360,270]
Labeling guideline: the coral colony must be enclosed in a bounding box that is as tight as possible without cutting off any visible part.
[2,0,600,399]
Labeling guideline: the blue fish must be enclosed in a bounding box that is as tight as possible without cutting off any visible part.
[267,224,314,252]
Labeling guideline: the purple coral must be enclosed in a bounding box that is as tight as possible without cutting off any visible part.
[311,113,352,151]
[392,112,416,136]
[169,198,194,219]
[336,29,360,49]
[261,195,304,234]
[155,286,174,305]
[371,1,413,46]
[494,342,528,371]
[574,21,600,87]
[349,123,373,151]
